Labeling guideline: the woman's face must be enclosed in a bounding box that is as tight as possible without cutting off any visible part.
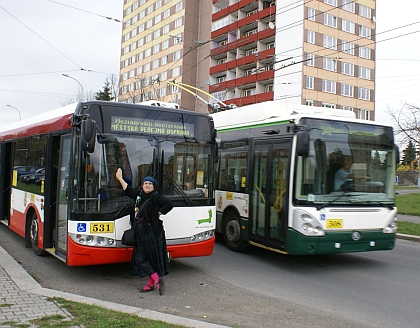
[142,181,154,193]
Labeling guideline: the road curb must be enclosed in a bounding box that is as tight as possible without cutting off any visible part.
[396,233,420,243]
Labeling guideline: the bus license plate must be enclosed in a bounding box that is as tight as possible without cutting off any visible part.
[326,219,342,229]
[90,222,114,233]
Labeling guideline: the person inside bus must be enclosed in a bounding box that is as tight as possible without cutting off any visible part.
[116,168,173,295]
[334,156,370,191]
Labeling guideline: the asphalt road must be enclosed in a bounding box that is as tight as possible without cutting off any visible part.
[1,224,419,328]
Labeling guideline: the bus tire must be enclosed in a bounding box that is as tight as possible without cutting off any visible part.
[223,211,251,252]
[29,212,46,256]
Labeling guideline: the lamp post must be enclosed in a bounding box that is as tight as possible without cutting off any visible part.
[6,105,22,121]
[62,74,84,94]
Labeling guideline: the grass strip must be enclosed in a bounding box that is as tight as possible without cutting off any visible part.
[30,297,186,328]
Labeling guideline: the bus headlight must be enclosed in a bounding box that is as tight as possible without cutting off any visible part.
[293,210,325,236]
[70,233,116,247]
[383,217,398,234]
[191,229,215,243]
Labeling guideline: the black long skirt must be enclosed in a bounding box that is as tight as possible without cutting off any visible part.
[130,222,169,278]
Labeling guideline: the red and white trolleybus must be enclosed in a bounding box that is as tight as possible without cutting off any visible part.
[0,101,216,266]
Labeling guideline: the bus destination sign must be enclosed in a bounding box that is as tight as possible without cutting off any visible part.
[111,116,194,137]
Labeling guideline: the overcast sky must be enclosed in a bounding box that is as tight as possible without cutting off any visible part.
[1,0,420,129]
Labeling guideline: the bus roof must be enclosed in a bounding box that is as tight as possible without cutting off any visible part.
[0,103,78,141]
[210,101,357,129]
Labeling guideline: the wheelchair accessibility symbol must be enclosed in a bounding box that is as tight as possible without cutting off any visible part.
[77,223,87,232]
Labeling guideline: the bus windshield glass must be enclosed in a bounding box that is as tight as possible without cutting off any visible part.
[70,134,211,220]
[294,118,395,206]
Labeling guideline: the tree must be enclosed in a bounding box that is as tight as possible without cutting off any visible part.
[387,101,420,150]
[96,81,112,101]
[401,140,416,167]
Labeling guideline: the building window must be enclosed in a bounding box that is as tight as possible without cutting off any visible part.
[217,76,226,83]
[306,76,314,89]
[123,46,129,55]
[130,55,136,64]
[342,106,353,111]
[175,17,182,28]
[359,25,371,39]
[155,0,162,9]
[154,14,161,24]
[152,59,159,69]
[308,8,315,21]
[124,32,130,42]
[245,48,258,56]
[359,67,371,80]
[173,50,181,61]
[162,39,169,50]
[147,4,154,14]
[342,0,355,13]
[144,63,150,72]
[139,24,145,32]
[217,58,227,65]
[147,19,153,29]
[341,41,355,55]
[153,44,160,54]
[161,55,168,65]
[212,16,229,31]
[136,66,143,75]
[306,99,314,106]
[164,9,170,19]
[160,71,167,81]
[307,30,315,44]
[324,14,337,28]
[146,33,152,43]
[341,84,354,97]
[359,5,371,19]
[244,88,256,97]
[322,102,336,109]
[323,35,337,50]
[323,58,337,71]
[359,46,371,59]
[145,48,151,57]
[358,109,370,120]
[154,29,161,39]
[174,34,182,44]
[342,19,355,34]
[265,84,273,92]
[324,0,337,6]
[137,51,144,61]
[341,62,354,76]
[175,1,183,12]
[172,66,180,77]
[163,24,170,34]
[139,10,146,19]
[358,88,371,100]
[160,87,167,97]
[322,80,336,94]
[267,42,275,49]
[307,53,315,66]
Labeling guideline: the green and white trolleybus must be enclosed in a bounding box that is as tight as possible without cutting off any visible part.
[211,101,398,255]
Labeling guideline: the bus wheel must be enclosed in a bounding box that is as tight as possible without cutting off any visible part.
[223,212,251,252]
[29,212,46,256]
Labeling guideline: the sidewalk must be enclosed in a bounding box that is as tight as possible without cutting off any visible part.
[0,245,226,328]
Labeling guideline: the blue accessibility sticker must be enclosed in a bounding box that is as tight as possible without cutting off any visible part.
[320,214,326,221]
[77,223,87,232]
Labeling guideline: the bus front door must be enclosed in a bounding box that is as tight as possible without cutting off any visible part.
[250,140,290,249]
[55,136,71,257]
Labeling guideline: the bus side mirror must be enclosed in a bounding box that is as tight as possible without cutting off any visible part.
[395,144,400,165]
[80,118,96,153]
[296,131,310,157]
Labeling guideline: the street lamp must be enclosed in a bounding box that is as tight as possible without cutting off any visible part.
[62,74,84,94]
[6,105,22,121]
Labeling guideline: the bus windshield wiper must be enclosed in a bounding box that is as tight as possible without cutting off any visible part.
[112,200,134,219]
[164,173,193,206]
[316,192,353,211]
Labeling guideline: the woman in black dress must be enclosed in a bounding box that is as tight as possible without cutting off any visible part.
[116,168,173,295]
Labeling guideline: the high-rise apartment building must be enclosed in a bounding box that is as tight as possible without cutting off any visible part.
[120,0,376,119]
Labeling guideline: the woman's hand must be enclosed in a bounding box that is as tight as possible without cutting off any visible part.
[116,168,122,180]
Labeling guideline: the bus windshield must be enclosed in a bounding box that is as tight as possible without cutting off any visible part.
[294,118,396,206]
[70,134,211,220]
